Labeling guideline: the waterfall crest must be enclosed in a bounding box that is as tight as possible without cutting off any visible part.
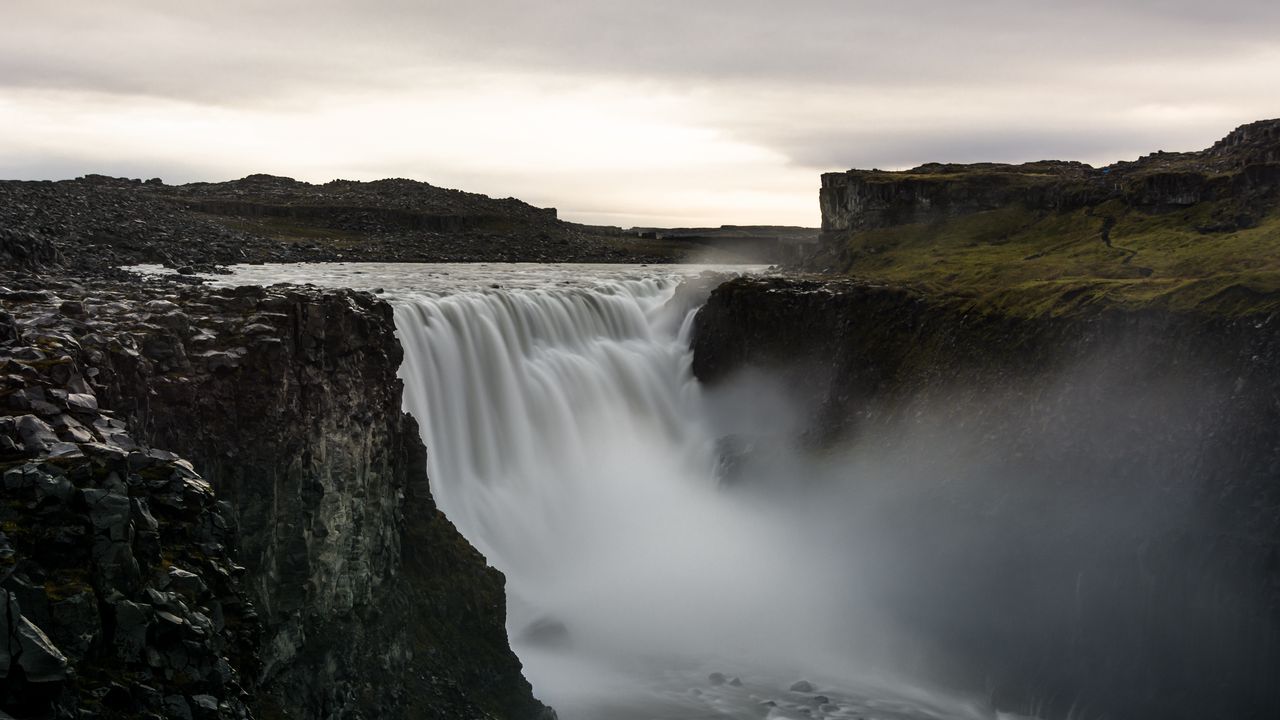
[389,270,986,720]
[197,262,988,720]
[394,277,719,590]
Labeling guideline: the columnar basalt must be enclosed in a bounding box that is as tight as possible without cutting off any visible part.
[1,276,550,720]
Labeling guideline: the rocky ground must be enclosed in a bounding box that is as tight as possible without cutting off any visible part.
[0,174,772,275]
[1,280,260,719]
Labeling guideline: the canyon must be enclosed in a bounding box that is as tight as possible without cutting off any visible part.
[2,118,1279,720]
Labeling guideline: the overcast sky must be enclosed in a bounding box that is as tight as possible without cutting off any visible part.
[2,1,1278,227]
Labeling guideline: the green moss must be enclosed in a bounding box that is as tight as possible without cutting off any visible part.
[44,570,92,600]
[829,200,1280,317]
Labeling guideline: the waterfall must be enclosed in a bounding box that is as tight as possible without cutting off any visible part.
[195,262,991,719]
[393,277,720,597]
[388,268,987,720]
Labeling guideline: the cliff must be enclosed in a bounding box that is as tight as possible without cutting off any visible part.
[692,275,1280,720]
[1,275,550,719]
[811,119,1280,314]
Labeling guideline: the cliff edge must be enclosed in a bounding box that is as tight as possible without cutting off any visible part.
[810,119,1280,315]
[1,275,551,719]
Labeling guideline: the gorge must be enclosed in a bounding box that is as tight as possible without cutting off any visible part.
[2,118,1279,720]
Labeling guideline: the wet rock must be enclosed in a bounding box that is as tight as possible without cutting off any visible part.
[33,472,75,503]
[0,592,70,683]
[65,392,98,412]
[191,694,219,715]
[16,415,59,452]
[50,413,96,443]
[0,275,553,720]
[112,600,152,661]
[789,680,815,692]
[521,616,570,647]
[0,228,62,271]
[4,464,41,491]
[47,442,86,462]
[164,694,194,720]
[198,348,247,372]
[708,672,726,686]
[0,309,21,344]
[167,567,208,600]
[84,489,133,539]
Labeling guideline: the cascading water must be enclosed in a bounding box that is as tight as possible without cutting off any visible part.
[384,267,989,720]
[187,263,997,720]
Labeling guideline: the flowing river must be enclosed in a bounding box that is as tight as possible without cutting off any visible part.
[170,263,1003,720]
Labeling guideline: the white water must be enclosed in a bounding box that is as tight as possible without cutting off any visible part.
[172,263,998,720]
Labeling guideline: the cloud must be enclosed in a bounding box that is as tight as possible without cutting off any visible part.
[2,1,1278,226]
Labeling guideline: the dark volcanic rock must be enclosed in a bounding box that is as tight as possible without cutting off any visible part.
[0,228,62,272]
[0,173,679,274]
[692,275,1280,720]
[1,275,551,719]
[1,317,258,719]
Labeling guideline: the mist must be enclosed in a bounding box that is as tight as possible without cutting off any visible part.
[201,260,1266,719]
[701,326,1275,718]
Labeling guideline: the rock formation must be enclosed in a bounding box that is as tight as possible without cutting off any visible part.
[691,275,1280,720]
[1,276,551,719]
[819,119,1280,239]
[0,173,775,273]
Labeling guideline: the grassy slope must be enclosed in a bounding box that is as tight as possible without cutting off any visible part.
[829,200,1280,317]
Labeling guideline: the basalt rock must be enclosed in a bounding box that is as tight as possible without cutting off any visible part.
[0,228,62,272]
[692,275,1280,720]
[1,308,258,719]
[0,174,679,274]
[1,275,550,719]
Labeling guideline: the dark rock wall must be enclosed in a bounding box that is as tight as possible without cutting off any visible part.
[2,286,260,720]
[692,276,1280,720]
[817,165,1090,234]
[2,278,550,720]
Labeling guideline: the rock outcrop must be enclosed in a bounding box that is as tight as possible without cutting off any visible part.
[1,286,259,719]
[0,228,62,272]
[0,174,686,274]
[692,275,1280,720]
[1,276,550,719]
[818,119,1280,239]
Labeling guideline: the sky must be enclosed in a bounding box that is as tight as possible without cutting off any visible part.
[2,1,1278,228]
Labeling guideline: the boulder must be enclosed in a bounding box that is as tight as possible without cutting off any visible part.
[789,680,814,692]
[15,415,59,452]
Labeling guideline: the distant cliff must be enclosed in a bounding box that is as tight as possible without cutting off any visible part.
[810,119,1280,314]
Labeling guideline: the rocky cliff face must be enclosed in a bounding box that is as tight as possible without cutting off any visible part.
[692,276,1280,720]
[818,119,1280,237]
[1,275,550,719]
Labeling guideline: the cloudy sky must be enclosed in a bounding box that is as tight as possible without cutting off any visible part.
[2,1,1278,227]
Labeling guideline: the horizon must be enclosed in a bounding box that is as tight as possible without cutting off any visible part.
[3,2,1279,228]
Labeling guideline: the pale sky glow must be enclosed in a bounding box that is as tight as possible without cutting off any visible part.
[3,2,1279,227]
